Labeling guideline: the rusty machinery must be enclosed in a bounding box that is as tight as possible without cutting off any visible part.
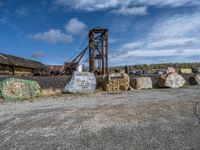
[89,27,108,75]
[64,46,88,75]
[64,27,108,75]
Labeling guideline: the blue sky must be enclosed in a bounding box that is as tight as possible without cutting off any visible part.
[0,0,200,66]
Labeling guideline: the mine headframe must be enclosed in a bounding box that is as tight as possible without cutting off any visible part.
[64,27,109,75]
[89,27,108,75]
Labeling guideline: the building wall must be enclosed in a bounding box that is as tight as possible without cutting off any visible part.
[0,64,14,75]
[14,66,34,76]
[0,64,34,76]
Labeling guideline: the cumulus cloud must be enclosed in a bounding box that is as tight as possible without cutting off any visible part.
[117,49,200,58]
[111,6,147,16]
[31,51,47,58]
[54,0,200,12]
[150,13,200,39]
[28,29,73,44]
[15,7,29,17]
[65,18,87,35]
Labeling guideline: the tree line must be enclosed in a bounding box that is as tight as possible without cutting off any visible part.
[109,62,200,72]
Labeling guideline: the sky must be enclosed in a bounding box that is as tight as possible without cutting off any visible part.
[0,0,200,66]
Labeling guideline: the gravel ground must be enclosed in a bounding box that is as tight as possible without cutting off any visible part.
[0,86,200,150]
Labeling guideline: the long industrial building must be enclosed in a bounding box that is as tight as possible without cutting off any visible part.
[0,52,48,76]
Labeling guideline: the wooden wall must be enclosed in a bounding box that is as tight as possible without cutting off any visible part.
[0,64,14,75]
[14,66,34,76]
[0,64,34,76]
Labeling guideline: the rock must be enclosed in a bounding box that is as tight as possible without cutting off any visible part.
[127,86,134,91]
[63,71,96,93]
[131,77,152,90]
[180,68,192,74]
[158,73,186,88]
[41,88,62,96]
[103,73,129,92]
[165,67,176,74]
[0,78,41,100]
[189,74,200,85]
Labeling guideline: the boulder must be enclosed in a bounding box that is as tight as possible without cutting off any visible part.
[180,68,192,74]
[165,67,176,74]
[63,71,96,93]
[41,88,62,96]
[189,74,200,85]
[0,78,41,100]
[158,73,186,88]
[131,77,152,90]
[103,73,129,92]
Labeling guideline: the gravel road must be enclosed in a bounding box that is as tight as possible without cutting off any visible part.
[0,86,200,150]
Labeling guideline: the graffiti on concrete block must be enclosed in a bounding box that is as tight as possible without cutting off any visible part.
[63,71,96,93]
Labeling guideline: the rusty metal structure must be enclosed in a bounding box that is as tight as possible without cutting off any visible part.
[88,28,108,75]
[64,46,88,75]
[64,27,108,75]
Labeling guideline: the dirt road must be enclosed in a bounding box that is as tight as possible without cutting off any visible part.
[0,86,200,150]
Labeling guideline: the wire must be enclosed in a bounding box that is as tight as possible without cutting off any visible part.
[67,34,88,62]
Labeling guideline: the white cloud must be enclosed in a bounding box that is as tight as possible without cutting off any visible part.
[110,11,200,65]
[111,6,147,16]
[28,29,73,44]
[148,38,199,48]
[54,0,121,11]
[124,49,200,57]
[65,18,87,35]
[54,0,200,12]
[15,7,29,17]
[150,13,200,39]
[122,42,143,49]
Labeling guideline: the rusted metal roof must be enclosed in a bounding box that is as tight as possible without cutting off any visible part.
[0,52,48,70]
